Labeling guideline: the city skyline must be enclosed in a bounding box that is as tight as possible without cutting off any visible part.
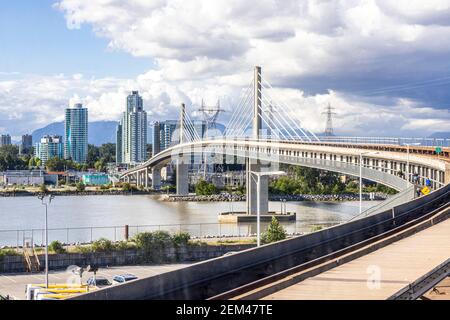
[1,1,450,141]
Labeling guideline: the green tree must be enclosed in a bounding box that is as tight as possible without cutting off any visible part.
[28,157,36,168]
[45,157,67,171]
[261,217,287,244]
[87,144,100,168]
[94,159,106,172]
[0,145,27,171]
[195,180,218,195]
[98,143,116,163]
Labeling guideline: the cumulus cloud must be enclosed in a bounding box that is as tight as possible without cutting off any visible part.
[2,0,450,139]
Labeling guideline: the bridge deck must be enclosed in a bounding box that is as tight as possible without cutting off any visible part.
[262,218,450,300]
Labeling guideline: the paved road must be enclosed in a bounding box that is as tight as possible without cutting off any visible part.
[263,218,450,300]
[0,264,191,300]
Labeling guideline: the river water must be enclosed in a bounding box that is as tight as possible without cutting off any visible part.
[0,195,380,247]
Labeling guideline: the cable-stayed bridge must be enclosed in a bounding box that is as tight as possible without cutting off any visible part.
[73,67,450,301]
[121,66,449,218]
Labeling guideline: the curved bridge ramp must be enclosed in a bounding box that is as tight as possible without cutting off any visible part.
[69,185,450,300]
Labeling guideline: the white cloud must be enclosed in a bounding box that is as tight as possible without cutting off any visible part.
[2,0,450,138]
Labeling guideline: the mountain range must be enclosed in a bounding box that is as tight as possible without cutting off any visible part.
[428,132,450,139]
[32,121,119,146]
[29,121,450,147]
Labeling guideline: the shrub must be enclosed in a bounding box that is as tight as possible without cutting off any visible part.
[76,182,85,192]
[195,180,218,196]
[73,245,93,254]
[39,184,48,194]
[172,232,191,246]
[310,225,323,232]
[134,231,172,250]
[134,231,173,263]
[261,217,287,244]
[91,238,114,252]
[0,249,20,261]
[122,182,137,192]
[49,240,66,254]
[114,241,134,251]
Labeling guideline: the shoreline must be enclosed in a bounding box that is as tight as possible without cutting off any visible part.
[164,193,388,202]
[0,190,390,202]
[0,190,162,197]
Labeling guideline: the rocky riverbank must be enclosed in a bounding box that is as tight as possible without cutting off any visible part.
[165,193,388,202]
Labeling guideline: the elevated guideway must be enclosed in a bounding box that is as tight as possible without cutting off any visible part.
[70,183,450,300]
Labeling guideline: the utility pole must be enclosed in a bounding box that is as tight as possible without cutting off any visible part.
[38,194,55,288]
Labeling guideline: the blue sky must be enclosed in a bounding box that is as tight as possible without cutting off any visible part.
[0,0,153,77]
[0,0,450,139]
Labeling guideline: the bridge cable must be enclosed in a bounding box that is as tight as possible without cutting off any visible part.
[262,78,320,141]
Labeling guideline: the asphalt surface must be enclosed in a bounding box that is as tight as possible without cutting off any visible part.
[0,263,191,300]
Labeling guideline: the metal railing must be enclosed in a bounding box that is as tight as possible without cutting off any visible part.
[318,136,450,147]
[348,186,416,221]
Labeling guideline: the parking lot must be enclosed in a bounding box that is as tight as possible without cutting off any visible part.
[0,263,192,300]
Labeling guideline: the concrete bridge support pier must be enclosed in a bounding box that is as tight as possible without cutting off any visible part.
[246,159,269,215]
[152,167,162,190]
[176,162,189,195]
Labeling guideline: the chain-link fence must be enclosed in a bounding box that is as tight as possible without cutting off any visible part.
[0,220,341,249]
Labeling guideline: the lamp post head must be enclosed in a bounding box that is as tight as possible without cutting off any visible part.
[249,170,286,177]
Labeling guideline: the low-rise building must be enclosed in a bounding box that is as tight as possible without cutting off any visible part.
[1,170,44,185]
[0,170,59,186]
[81,173,110,186]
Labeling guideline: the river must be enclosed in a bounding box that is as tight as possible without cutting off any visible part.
[0,195,381,247]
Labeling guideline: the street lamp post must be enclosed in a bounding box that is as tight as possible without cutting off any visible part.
[249,170,286,247]
[359,152,379,214]
[38,194,55,288]
[404,143,421,188]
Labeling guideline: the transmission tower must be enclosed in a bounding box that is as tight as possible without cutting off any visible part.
[322,103,336,136]
[197,100,226,179]
[198,99,225,130]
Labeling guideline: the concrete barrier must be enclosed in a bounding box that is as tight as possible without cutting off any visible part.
[0,244,253,274]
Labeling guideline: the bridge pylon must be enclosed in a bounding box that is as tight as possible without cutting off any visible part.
[176,102,189,195]
[247,66,269,215]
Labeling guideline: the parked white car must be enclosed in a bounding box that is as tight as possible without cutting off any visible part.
[112,274,138,285]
